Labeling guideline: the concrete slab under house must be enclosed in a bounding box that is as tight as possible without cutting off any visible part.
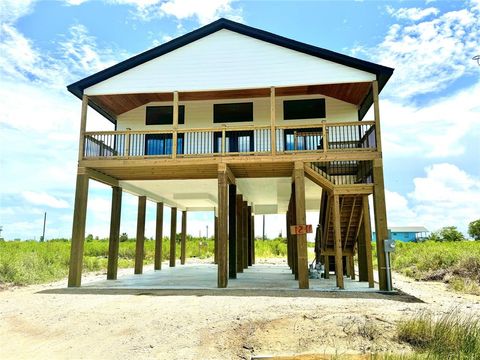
[66,18,394,292]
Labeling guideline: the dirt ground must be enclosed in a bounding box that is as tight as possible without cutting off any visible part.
[1,260,479,360]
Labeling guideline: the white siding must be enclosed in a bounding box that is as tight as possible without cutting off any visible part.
[85,29,375,96]
[116,94,358,131]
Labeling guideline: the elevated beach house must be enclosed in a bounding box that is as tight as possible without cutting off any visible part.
[67,19,393,290]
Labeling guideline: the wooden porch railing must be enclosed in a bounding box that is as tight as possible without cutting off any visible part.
[82,120,376,159]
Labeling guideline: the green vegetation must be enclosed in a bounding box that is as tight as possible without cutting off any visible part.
[469,219,480,240]
[427,226,465,242]
[390,241,480,295]
[0,236,215,286]
[395,311,480,359]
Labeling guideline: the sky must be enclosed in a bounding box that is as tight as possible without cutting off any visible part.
[0,0,479,241]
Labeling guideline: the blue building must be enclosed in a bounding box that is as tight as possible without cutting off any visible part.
[373,226,429,242]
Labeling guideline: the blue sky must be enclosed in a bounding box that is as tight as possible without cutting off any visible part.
[0,0,479,240]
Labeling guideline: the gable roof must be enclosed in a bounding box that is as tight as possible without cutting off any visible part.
[390,226,429,233]
[67,18,393,122]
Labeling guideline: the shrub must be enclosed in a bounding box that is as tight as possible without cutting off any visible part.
[468,219,480,240]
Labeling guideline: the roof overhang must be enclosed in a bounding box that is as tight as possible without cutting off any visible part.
[67,18,393,124]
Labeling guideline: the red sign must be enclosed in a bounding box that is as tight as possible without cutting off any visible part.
[290,225,313,235]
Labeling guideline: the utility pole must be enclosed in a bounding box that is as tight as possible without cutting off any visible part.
[263,215,266,240]
[41,212,46,242]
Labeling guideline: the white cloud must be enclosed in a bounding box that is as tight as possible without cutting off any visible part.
[0,0,36,23]
[380,81,480,158]
[159,0,243,25]
[385,164,480,234]
[387,6,439,21]
[354,3,480,99]
[22,191,70,209]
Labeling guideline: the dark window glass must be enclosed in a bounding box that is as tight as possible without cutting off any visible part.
[146,105,185,125]
[283,99,326,120]
[145,133,184,155]
[213,103,253,123]
[284,128,323,151]
[213,131,254,153]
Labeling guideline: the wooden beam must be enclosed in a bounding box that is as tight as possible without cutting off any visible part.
[334,184,374,195]
[154,202,164,270]
[372,159,389,290]
[247,206,253,267]
[322,194,332,252]
[333,194,344,289]
[286,211,291,269]
[290,184,298,278]
[134,196,146,274]
[363,194,375,288]
[294,161,309,289]
[270,86,276,156]
[180,210,187,265]
[78,95,88,161]
[242,201,249,269]
[251,213,255,264]
[229,184,237,279]
[372,80,382,153]
[68,173,89,287]
[85,168,118,187]
[107,186,122,280]
[172,91,179,159]
[304,164,334,193]
[344,197,357,251]
[169,207,177,267]
[214,214,218,264]
[218,163,236,185]
[324,255,330,279]
[236,194,244,273]
[217,166,228,288]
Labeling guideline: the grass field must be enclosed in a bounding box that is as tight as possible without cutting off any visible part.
[389,241,480,295]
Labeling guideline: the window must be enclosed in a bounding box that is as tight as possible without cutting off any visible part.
[145,134,184,155]
[283,99,326,120]
[213,102,253,123]
[146,105,185,125]
[213,131,254,153]
[284,128,323,151]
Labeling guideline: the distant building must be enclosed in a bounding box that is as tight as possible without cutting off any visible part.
[373,226,429,242]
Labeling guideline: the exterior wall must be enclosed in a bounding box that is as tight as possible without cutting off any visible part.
[116,94,358,131]
[85,29,375,96]
[372,231,418,242]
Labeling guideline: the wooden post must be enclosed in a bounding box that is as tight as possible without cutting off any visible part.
[242,201,249,269]
[236,194,244,273]
[77,95,88,161]
[333,195,344,289]
[251,213,256,264]
[372,80,383,153]
[172,91,179,158]
[134,196,146,275]
[107,186,122,280]
[170,207,177,267]
[217,166,228,288]
[270,86,276,155]
[324,255,330,279]
[294,162,309,289]
[68,172,89,287]
[214,213,218,264]
[154,202,164,270]
[345,255,351,278]
[180,210,187,265]
[228,184,237,279]
[373,159,389,290]
[349,255,355,280]
[247,206,253,267]
[289,187,298,277]
[362,195,375,288]
[286,212,291,269]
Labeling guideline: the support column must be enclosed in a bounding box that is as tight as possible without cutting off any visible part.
[358,223,368,281]
[214,213,218,264]
[242,201,248,269]
[247,206,253,267]
[289,188,298,277]
[154,202,164,270]
[333,195,344,289]
[294,162,309,289]
[251,213,255,264]
[373,159,389,290]
[362,195,375,288]
[218,167,228,288]
[68,172,89,287]
[286,212,291,269]
[169,207,177,267]
[107,186,122,280]
[228,184,237,279]
[324,255,330,279]
[180,210,187,265]
[236,194,244,273]
[134,196,146,275]
[349,256,355,280]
